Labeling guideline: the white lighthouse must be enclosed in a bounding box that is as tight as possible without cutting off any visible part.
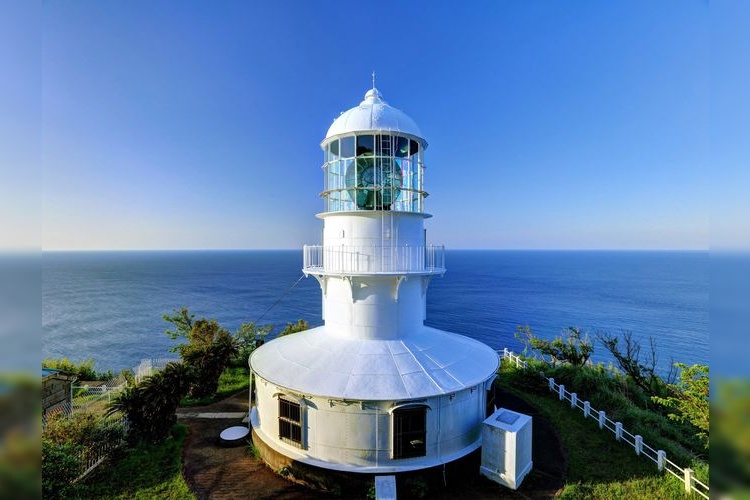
[249,86,499,474]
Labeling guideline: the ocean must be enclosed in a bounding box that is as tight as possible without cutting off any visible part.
[42,250,708,374]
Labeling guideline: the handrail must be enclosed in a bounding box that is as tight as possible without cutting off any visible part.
[303,244,445,274]
[497,348,709,499]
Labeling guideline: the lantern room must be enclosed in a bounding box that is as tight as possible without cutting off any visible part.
[321,88,427,213]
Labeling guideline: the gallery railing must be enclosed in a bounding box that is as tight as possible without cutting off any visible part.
[303,244,445,275]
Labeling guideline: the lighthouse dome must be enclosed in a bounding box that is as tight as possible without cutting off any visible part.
[325,88,424,141]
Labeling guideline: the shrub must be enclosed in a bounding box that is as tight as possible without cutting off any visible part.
[596,331,676,399]
[233,321,273,366]
[42,439,84,499]
[42,357,114,381]
[278,319,309,337]
[652,363,709,445]
[43,411,125,452]
[108,362,192,443]
[181,320,238,397]
[163,308,239,398]
[516,326,594,366]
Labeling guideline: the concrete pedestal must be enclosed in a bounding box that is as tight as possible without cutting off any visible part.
[479,408,533,490]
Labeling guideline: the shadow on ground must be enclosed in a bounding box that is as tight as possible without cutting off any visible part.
[180,388,566,499]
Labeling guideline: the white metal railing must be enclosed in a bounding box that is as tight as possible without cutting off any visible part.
[303,244,445,274]
[498,348,709,499]
[72,374,128,411]
[73,414,128,482]
[133,358,180,384]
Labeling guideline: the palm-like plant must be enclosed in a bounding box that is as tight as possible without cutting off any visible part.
[107,362,193,443]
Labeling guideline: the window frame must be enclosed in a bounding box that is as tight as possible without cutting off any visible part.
[392,404,428,459]
[278,396,304,448]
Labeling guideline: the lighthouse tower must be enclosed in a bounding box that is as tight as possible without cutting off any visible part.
[249,86,499,473]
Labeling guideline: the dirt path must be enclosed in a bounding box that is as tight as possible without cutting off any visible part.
[179,388,565,499]
[179,390,324,500]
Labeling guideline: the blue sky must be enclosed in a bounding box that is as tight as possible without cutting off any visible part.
[16,1,744,250]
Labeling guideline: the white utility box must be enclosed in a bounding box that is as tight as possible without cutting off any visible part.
[479,408,533,490]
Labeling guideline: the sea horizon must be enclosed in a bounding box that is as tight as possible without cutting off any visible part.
[43,250,708,374]
[40,248,709,253]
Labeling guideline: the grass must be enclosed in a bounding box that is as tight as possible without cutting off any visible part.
[540,361,708,468]
[496,362,700,499]
[70,359,708,499]
[79,424,194,499]
[179,366,250,407]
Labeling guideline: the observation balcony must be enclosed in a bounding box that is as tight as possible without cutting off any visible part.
[303,244,445,276]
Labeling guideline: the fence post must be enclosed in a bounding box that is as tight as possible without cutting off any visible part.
[684,468,694,493]
[598,410,606,429]
[657,450,666,471]
[548,377,555,391]
[583,401,590,418]
[515,356,520,368]
[503,348,508,359]
[615,422,623,441]
[635,435,643,455]
[570,392,577,409]
[558,384,565,400]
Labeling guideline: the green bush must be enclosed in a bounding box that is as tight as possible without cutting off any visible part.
[505,357,708,464]
[278,319,309,337]
[163,308,239,398]
[180,366,249,407]
[652,363,709,445]
[108,362,192,444]
[43,411,125,452]
[516,326,594,366]
[42,439,84,499]
[42,357,114,381]
[233,322,273,367]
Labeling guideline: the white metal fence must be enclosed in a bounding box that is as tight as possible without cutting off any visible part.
[133,358,180,384]
[44,375,131,482]
[498,348,709,499]
[74,414,128,482]
[72,374,128,412]
[303,244,445,274]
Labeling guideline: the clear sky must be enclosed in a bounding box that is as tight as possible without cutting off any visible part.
[13,1,744,250]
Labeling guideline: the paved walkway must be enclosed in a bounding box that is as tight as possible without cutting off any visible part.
[179,388,565,499]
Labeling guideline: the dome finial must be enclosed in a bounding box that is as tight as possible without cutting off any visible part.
[371,70,376,89]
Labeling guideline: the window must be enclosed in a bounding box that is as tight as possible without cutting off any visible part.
[393,406,426,459]
[279,398,302,447]
[328,139,339,162]
[356,134,374,156]
[341,136,355,158]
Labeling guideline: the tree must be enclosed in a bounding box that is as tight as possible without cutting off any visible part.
[163,308,238,398]
[180,319,238,397]
[278,319,309,337]
[234,322,273,365]
[163,307,195,350]
[515,326,593,366]
[596,330,676,396]
[652,363,709,443]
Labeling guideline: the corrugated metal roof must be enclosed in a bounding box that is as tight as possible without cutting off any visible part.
[250,325,499,401]
[325,88,424,141]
